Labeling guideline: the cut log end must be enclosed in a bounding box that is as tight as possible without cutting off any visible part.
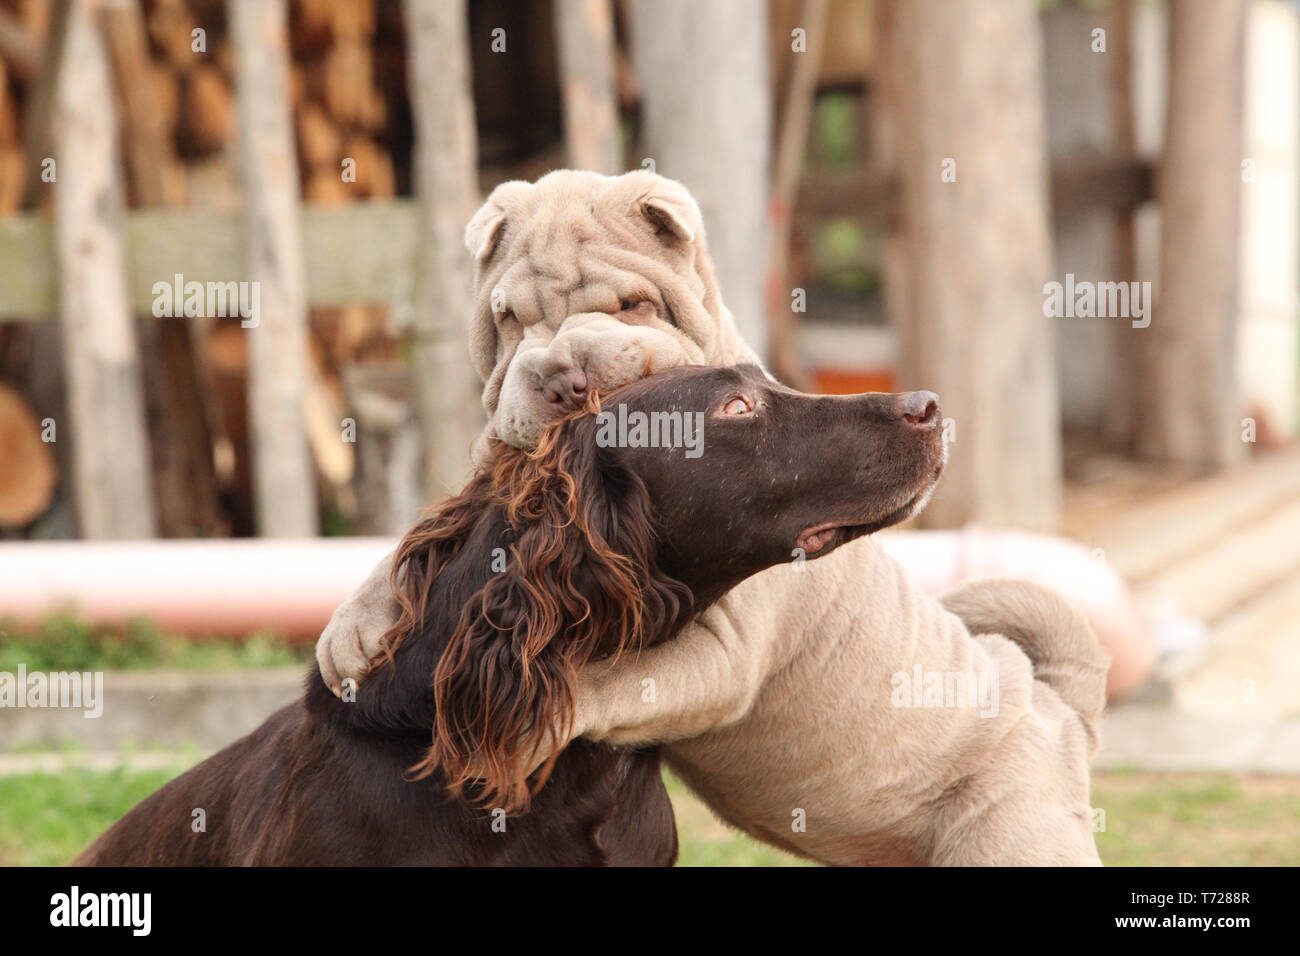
[0,383,56,526]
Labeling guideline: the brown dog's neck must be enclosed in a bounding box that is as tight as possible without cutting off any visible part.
[309,482,701,740]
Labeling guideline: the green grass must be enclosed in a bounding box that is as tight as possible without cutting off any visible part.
[5,762,1295,866]
[0,614,311,672]
[1091,772,1300,866]
[0,764,187,866]
[666,773,810,867]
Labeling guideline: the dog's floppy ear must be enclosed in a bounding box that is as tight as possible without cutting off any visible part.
[415,410,689,814]
[464,203,506,262]
[637,176,701,243]
[465,180,534,262]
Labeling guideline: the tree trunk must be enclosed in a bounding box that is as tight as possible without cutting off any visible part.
[1136,0,1246,467]
[554,0,621,174]
[881,0,1060,530]
[630,0,771,359]
[52,0,156,539]
[403,0,481,499]
[231,0,318,536]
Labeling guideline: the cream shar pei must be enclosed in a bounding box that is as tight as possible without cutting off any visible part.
[318,170,1109,866]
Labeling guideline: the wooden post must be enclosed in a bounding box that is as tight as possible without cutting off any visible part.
[554,0,621,174]
[766,0,828,388]
[52,0,156,538]
[102,0,222,537]
[1103,0,1141,452]
[630,0,771,359]
[403,0,481,499]
[882,0,1061,530]
[231,0,317,536]
[1136,0,1247,467]
[21,0,71,211]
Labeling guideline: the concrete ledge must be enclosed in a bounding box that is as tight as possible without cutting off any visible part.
[0,667,304,752]
[1095,704,1300,775]
[10,671,1300,778]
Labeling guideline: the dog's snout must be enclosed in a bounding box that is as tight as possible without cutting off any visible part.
[542,367,588,407]
[899,390,940,429]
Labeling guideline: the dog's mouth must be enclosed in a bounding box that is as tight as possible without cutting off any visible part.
[795,462,945,557]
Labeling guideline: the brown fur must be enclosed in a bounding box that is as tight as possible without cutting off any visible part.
[388,398,685,813]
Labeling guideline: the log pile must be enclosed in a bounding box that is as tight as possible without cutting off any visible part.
[0,0,407,535]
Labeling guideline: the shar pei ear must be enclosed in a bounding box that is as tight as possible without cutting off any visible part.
[465,180,536,262]
[635,175,702,244]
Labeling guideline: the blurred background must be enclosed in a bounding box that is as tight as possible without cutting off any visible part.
[0,0,1297,865]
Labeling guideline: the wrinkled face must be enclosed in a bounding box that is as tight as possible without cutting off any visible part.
[465,170,759,453]
[495,315,690,448]
[588,365,948,593]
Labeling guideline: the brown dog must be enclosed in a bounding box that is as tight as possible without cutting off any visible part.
[78,366,945,865]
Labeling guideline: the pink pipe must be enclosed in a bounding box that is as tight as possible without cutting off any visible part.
[0,538,398,640]
[0,531,1158,699]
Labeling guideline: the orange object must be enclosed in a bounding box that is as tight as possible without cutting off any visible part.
[812,366,896,395]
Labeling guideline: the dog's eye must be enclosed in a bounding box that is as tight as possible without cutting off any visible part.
[722,396,753,416]
[619,299,642,312]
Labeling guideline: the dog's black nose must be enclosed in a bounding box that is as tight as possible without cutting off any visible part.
[542,367,588,408]
[900,390,940,429]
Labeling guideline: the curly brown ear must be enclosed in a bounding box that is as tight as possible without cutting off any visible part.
[413,410,689,814]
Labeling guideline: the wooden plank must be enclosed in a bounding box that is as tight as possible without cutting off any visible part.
[301,200,418,308]
[0,200,419,319]
[795,155,1155,230]
[0,150,1153,321]
[0,214,58,318]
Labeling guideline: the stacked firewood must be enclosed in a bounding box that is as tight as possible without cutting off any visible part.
[0,0,407,536]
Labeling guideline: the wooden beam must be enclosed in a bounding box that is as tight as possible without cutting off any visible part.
[0,149,1155,322]
[795,155,1155,229]
[52,0,156,539]
[231,0,317,537]
[0,200,420,319]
